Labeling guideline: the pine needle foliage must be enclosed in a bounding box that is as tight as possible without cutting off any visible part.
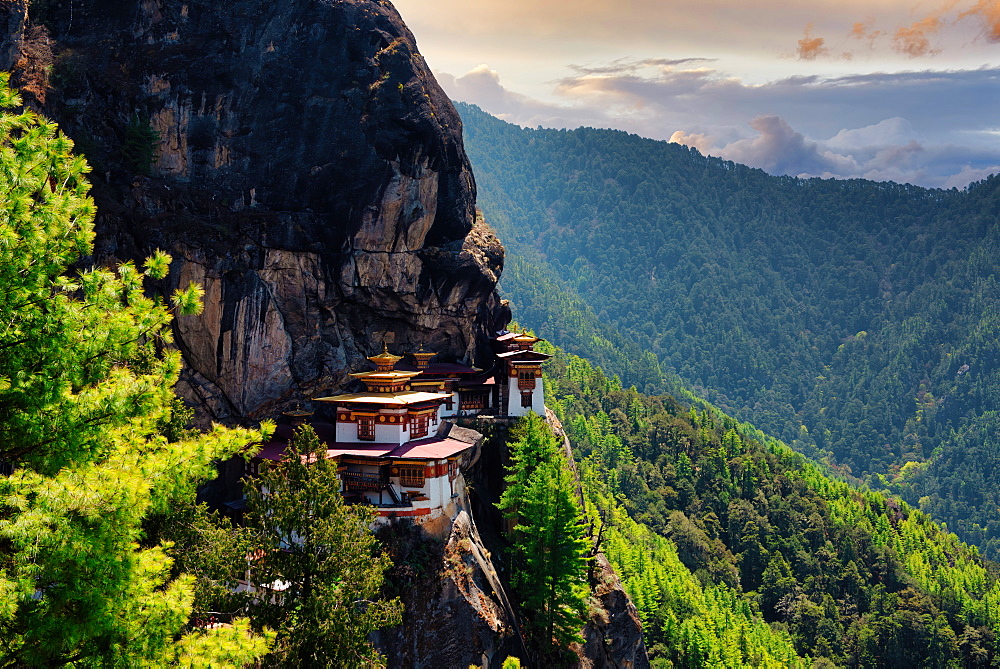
[498,413,590,662]
[0,73,270,666]
[244,425,403,667]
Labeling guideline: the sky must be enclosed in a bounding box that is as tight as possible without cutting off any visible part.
[392,0,1000,189]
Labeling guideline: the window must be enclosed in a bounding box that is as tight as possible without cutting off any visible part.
[399,466,425,488]
[448,460,458,480]
[517,369,536,391]
[521,391,533,408]
[410,413,429,438]
[358,416,376,441]
[245,458,261,477]
[460,392,487,411]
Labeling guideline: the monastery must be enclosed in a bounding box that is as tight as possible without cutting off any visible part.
[249,330,551,521]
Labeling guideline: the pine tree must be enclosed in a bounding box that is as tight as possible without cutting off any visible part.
[499,413,590,661]
[244,425,402,667]
[0,74,269,665]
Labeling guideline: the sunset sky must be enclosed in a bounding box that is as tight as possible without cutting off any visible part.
[393,0,1000,188]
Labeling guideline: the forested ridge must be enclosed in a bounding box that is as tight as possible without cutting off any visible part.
[541,341,1000,666]
[458,102,1000,559]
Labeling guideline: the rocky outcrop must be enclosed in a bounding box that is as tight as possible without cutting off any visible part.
[1,0,507,422]
[578,554,649,669]
[546,409,650,668]
[375,510,525,668]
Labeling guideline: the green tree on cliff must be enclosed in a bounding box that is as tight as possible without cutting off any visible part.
[499,413,590,660]
[244,424,402,667]
[0,74,270,665]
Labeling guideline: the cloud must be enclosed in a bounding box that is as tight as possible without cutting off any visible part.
[668,130,716,154]
[891,16,944,56]
[825,117,917,150]
[960,0,1000,40]
[850,20,884,49]
[569,57,716,76]
[705,115,857,176]
[797,24,830,60]
[669,116,938,184]
[941,162,1000,187]
[436,64,616,131]
[797,0,1000,59]
[439,62,1000,188]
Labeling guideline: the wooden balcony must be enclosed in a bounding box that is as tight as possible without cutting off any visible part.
[342,470,387,491]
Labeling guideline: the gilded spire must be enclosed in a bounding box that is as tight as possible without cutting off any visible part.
[412,343,437,370]
[368,341,404,372]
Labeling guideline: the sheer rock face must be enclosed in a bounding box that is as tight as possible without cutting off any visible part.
[374,510,525,669]
[578,554,650,669]
[2,0,507,421]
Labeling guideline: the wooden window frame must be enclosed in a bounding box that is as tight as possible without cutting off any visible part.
[410,413,430,439]
[521,391,533,408]
[357,416,376,441]
[399,466,425,488]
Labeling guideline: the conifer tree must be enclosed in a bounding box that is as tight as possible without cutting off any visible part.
[244,425,402,667]
[499,413,590,660]
[0,74,270,665]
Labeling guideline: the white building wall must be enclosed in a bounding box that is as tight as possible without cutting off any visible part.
[335,419,406,444]
[506,376,545,417]
[439,395,459,419]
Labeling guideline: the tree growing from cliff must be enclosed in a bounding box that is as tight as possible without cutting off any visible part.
[0,74,271,665]
[499,413,590,661]
[243,424,402,667]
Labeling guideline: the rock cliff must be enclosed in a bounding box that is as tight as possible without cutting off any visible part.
[1,0,507,422]
[376,510,526,669]
[0,2,648,666]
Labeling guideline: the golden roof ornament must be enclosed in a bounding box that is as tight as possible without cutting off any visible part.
[282,403,314,426]
[513,331,540,349]
[368,341,404,372]
[412,343,437,370]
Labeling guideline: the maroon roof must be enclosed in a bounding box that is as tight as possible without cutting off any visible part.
[388,436,473,459]
[269,421,338,443]
[496,350,551,361]
[457,377,496,387]
[396,361,480,375]
[254,422,474,463]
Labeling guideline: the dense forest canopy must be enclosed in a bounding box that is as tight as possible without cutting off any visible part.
[542,341,1000,667]
[458,102,1000,559]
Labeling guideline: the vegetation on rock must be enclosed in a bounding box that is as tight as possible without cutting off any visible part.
[499,413,591,663]
[0,74,269,666]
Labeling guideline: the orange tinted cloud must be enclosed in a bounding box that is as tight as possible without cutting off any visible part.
[891,15,944,56]
[797,25,829,60]
[960,0,1000,40]
[849,20,883,48]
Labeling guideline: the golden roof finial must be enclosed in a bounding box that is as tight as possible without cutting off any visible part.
[412,343,437,370]
[369,341,403,371]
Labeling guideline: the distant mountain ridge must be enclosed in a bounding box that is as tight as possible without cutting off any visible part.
[457,101,1000,559]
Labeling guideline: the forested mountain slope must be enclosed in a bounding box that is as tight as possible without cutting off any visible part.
[543,343,1000,667]
[458,102,1000,559]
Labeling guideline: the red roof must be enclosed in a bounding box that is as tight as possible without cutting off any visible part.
[496,350,551,361]
[387,437,473,459]
[255,431,473,462]
[396,361,480,375]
